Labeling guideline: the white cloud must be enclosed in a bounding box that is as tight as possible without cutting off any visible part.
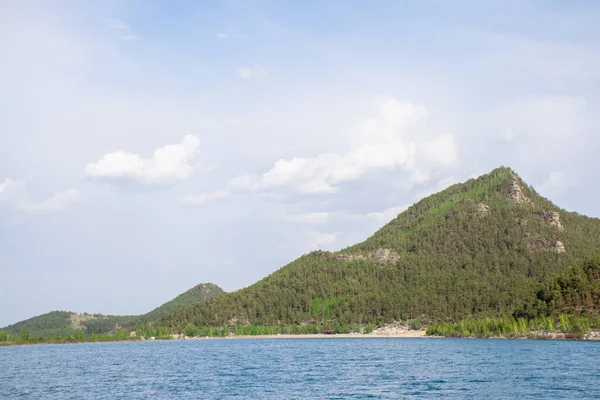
[537,171,568,197]
[237,67,267,79]
[232,97,458,194]
[0,178,23,199]
[307,231,337,248]
[0,179,80,213]
[103,18,141,41]
[85,135,200,186]
[16,189,82,213]
[181,190,229,206]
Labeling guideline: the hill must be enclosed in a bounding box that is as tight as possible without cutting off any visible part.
[158,167,600,330]
[2,283,224,337]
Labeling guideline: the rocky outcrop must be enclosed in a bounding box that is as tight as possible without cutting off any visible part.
[476,203,490,217]
[373,248,393,262]
[525,235,566,254]
[336,248,399,264]
[509,173,530,204]
[543,211,564,231]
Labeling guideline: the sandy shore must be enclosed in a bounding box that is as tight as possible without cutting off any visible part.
[181,331,427,340]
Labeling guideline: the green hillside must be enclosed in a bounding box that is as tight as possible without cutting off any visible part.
[426,256,600,338]
[2,283,224,337]
[139,282,225,323]
[158,167,600,329]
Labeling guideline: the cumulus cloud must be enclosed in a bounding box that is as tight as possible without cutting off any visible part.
[85,135,200,186]
[307,231,337,248]
[237,67,267,79]
[232,97,458,194]
[103,18,141,41]
[16,189,82,213]
[181,190,229,206]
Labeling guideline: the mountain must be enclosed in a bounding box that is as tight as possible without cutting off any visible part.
[2,283,224,337]
[158,167,600,329]
[138,283,225,323]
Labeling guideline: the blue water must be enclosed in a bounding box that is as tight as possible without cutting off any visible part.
[1,338,599,399]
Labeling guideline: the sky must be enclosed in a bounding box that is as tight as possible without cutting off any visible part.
[1,0,600,327]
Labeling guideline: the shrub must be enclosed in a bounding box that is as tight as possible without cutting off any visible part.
[409,319,423,330]
[184,323,200,337]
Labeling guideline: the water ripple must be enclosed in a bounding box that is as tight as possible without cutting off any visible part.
[1,339,599,399]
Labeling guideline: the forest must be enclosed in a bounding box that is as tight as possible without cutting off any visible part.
[2,283,223,338]
[158,168,600,329]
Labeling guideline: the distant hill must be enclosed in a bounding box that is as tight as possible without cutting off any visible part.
[139,282,225,323]
[158,167,600,329]
[2,283,224,337]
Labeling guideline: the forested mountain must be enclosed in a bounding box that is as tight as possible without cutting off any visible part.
[5,167,600,341]
[2,283,224,337]
[159,167,600,329]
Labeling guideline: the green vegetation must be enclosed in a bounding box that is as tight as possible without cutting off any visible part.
[426,315,600,338]
[139,283,225,323]
[518,256,600,318]
[2,283,224,338]
[178,323,365,337]
[158,167,600,331]
[427,256,600,338]
[2,311,75,338]
[0,329,141,346]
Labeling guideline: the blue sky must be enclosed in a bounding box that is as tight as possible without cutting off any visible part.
[1,0,600,327]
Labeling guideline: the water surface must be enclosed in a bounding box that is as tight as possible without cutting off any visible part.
[1,338,599,399]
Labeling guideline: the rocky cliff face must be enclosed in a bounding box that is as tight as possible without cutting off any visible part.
[476,203,490,217]
[509,172,530,204]
[543,211,564,231]
[336,248,399,263]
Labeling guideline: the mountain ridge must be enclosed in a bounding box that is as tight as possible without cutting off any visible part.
[2,283,224,337]
[157,166,600,329]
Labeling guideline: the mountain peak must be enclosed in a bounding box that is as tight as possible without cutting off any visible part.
[156,162,600,328]
[341,166,562,255]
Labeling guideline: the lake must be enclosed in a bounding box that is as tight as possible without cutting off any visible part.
[1,338,599,399]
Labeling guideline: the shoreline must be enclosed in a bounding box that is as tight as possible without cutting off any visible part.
[181,331,428,340]
[3,333,600,347]
[3,329,600,346]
